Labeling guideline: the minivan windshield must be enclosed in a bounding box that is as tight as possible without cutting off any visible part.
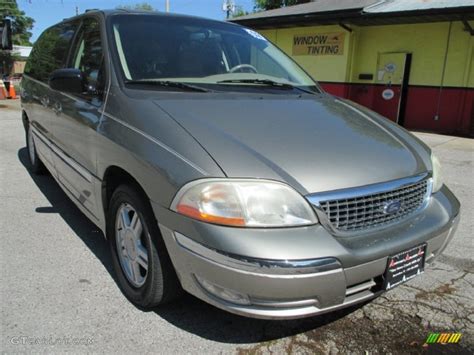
[111,14,320,93]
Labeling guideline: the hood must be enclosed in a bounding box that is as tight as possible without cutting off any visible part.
[155,95,429,194]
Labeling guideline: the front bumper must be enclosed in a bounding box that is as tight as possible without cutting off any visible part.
[152,185,460,319]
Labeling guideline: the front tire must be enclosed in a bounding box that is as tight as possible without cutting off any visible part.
[107,184,181,308]
[26,124,45,174]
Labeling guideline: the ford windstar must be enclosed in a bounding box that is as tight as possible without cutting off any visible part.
[21,10,460,319]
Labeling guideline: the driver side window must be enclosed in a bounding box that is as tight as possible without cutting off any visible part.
[71,17,105,103]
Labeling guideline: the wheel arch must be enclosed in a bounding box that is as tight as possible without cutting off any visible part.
[101,165,151,222]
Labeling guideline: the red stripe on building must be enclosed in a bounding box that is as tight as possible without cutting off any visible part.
[320,82,474,137]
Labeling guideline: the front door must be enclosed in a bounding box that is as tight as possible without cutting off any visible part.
[373,52,410,124]
[50,16,105,219]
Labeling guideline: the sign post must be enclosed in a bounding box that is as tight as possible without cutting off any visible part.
[1,19,13,50]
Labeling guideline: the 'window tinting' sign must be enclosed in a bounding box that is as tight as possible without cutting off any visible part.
[293,32,345,56]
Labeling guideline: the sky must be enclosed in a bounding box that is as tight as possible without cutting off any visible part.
[17,0,256,43]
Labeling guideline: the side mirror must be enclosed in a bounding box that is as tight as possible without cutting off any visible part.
[1,19,13,50]
[49,68,86,94]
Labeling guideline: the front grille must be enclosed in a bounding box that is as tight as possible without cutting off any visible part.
[316,179,430,233]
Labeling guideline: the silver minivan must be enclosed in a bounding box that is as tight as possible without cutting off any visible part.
[21,10,460,319]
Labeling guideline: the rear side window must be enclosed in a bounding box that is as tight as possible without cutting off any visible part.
[25,21,78,82]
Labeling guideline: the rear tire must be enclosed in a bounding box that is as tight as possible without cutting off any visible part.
[26,124,46,174]
[107,184,182,308]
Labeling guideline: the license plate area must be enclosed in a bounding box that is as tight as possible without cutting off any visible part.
[383,244,427,290]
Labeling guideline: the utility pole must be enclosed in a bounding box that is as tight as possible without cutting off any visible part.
[165,0,170,12]
[222,0,235,19]
[75,6,79,15]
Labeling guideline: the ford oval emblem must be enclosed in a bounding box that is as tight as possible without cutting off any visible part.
[383,200,402,214]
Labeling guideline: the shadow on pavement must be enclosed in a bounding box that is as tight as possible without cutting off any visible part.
[154,296,364,344]
[18,147,113,275]
[18,147,364,344]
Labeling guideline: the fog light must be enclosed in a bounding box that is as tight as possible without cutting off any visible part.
[195,275,251,305]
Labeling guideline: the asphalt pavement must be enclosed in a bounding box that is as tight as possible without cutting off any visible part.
[1,99,473,354]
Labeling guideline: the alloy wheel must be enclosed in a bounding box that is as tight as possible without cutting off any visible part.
[115,203,149,288]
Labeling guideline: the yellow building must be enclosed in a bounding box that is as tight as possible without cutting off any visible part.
[232,0,474,136]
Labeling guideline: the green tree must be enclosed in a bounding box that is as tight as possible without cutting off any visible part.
[232,5,249,18]
[254,0,311,11]
[0,0,35,45]
[117,2,156,12]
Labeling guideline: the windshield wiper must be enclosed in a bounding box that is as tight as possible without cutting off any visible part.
[124,80,210,92]
[216,79,317,95]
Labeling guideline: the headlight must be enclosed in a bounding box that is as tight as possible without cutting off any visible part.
[431,152,443,193]
[171,179,318,227]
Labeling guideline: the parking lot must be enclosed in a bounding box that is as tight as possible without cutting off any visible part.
[1,99,473,354]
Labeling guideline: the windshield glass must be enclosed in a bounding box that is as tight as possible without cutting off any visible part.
[111,14,319,92]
